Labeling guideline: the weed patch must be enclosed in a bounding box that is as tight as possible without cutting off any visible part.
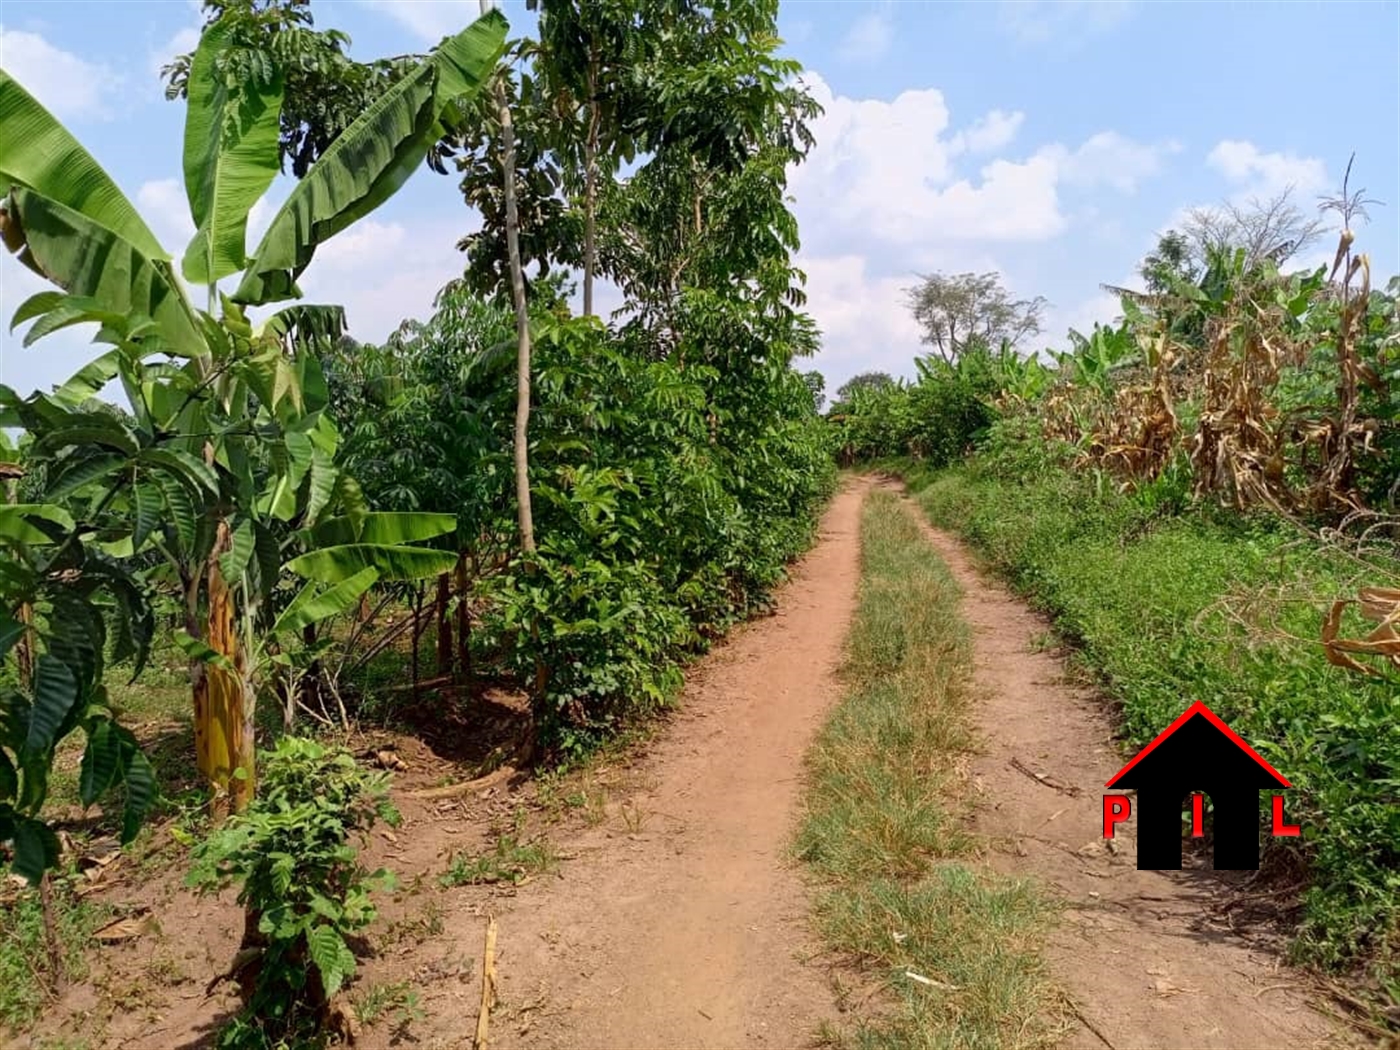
[798,490,1060,1048]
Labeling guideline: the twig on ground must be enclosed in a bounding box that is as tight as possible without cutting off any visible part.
[473,915,498,1050]
[405,764,517,801]
[1009,756,1082,796]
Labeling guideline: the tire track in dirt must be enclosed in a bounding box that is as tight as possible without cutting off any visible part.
[890,484,1352,1050]
[418,478,870,1049]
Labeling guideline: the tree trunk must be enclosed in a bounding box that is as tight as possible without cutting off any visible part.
[481,0,535,554]
[410,583,425,701]
[300,623,323,722]
[435,573,453,677]
[583,53,600,318]
[454,553,471,688]
[203,519,254,817]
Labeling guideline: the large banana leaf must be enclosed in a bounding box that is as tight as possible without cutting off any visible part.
[181,21,284,285]
[286,544,460,583]
[0,71,166,260]
[233,11,507,304]
[271,566,379,636]
[6,188,203,357]
[311,511,457,548]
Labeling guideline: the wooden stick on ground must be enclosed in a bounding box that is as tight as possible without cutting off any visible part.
[474,915,498,1050]
[404,764,516,801]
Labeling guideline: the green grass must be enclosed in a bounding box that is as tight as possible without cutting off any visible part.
[0,874,111,1034]
[899,445,1399,1006]
[440,829,556,888]
[798,490,1061,1049]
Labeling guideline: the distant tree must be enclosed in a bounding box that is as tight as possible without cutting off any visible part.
[1139,230,1201,295]
[801,369,825,412]
[1182,187,1326,270]
[905,271,1046,364]
[834,371,894,404]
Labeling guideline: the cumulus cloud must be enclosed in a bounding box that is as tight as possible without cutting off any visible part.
[839,7,894,64]
[1206,139,1330,199]
[296,214,467,343]
[1052,131,1181,193]
[788,74,1172,389]
[791,73,1168,257]
[0,26,123,120]
[149,25,200,79]
[800,255,930,382]
[950,110,1025,155]
[137,178,196,252]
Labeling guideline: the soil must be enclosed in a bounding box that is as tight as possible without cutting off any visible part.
[15,476,1364,1050]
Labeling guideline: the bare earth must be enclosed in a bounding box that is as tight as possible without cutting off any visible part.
[889,485,1351,1050]
[411,477,870,1049]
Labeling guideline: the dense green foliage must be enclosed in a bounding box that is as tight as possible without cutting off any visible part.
[330,290,834,755]
[189,737,400,1049]
[907,443,1399,979]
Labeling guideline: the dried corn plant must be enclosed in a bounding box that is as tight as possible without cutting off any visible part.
[1302,159,1387,512]
[1323,586,1400,677]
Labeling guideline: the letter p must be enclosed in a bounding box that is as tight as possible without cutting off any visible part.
[1103,794,1131,838]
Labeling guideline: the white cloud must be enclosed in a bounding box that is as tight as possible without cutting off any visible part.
[149,25,200,79]
[1206,139,1330,199]
[1051,132,1181,193]
[358,0,484,43]
[839,7,894,64]
[997,0,1135,46]
[802,255,929,383]
[788,73,1173,390]
[311,220,408,270]
[296,215,466,342]
[950,110,1025,155]
[0,26,123,120]
[791,74,1164,256]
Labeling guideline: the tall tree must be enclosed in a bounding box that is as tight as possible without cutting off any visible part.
[835,371,895,403]
[480,0,537,554]
[905,271,1046,364]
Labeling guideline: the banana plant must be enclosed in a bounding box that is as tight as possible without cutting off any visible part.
[0,10,507,827]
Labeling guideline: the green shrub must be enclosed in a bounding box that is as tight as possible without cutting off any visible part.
[188,737,400,1049]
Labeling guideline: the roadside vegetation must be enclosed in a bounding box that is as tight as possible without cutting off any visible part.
[798,491,1060,1049]
[832,180,1400,1018]
[1,0,831,1043]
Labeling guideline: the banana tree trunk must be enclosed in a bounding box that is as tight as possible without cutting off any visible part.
[198,520,255,816]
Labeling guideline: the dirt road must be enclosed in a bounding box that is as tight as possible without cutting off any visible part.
[405,478,1351,1050]
[415,478,869,1048]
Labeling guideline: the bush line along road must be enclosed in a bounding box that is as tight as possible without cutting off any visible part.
[2,0,1398,1047]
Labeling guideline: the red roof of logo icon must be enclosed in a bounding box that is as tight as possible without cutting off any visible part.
[1104,701,1290,789]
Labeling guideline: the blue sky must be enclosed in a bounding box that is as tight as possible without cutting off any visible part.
[1,0,1397,398]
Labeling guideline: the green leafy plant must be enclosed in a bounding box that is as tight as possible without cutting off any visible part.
[1,9,507,818]
[188,736,400,1048]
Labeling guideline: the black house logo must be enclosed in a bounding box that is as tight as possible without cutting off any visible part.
[1102,701,1300,870]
